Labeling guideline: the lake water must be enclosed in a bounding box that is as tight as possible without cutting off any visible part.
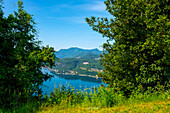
[42,68,107,95]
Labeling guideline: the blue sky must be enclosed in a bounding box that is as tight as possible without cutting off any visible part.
[3,0,111,51]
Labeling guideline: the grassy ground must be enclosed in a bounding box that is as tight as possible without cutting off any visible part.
[37,88,169,113]
[38,100,169,113]
[1,87,169,113]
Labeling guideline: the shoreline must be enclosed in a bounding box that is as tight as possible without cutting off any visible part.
[45,68,102,79]
[55,73,102,79]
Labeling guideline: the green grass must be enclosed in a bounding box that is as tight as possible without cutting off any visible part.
[1,86,169,113]
[38,101,169,113]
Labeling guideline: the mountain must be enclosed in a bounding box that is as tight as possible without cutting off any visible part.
[55,47,102,58]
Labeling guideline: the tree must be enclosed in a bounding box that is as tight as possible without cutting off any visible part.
[86,0,169,95]
[0,0,56,108]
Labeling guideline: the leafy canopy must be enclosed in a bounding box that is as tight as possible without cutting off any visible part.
[0,0,56,108]
[86,0,170,95]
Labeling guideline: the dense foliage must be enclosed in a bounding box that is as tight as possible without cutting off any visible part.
[0,0,56,108]
[86,0,170,95]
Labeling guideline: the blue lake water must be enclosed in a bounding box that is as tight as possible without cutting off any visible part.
[42,68,107,95]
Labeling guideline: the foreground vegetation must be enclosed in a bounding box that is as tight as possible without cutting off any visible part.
[86,0,169,95]
[0,0,56,108]
[39,101,169,113]
[0,0,169,112]
[38,87,170,113]
[0,86,169,113]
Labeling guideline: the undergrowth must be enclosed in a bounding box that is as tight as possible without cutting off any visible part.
[0,85,169,113]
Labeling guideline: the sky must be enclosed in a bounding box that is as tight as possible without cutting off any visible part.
[3,0,112,51]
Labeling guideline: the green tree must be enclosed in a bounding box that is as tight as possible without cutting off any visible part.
[86,0,169,95]
[0,0,56,108]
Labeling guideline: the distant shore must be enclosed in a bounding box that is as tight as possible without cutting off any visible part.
[52,71,102,79]
[43,67,102,79]
[55,72,102,79]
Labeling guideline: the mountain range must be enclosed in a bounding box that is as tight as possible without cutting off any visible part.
[55,47,102,59]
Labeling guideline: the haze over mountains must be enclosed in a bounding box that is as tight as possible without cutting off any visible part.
[55,47,102,59]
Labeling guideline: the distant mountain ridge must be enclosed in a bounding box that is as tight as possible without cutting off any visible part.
[55,47,102,58]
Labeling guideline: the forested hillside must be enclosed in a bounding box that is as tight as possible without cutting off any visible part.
[52,47,103,76]
[55,47,102,58]
[53,53,103,76]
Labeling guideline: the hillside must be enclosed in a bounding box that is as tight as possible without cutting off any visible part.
[53,57,103,76]
[52,47,103,76]
[55,47,102,58]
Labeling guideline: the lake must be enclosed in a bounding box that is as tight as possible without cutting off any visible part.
[42,68,107,95]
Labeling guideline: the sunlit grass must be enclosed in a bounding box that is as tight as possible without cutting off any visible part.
[38,101,170,113]
[1,86,169,113]
[37,86,169,113]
